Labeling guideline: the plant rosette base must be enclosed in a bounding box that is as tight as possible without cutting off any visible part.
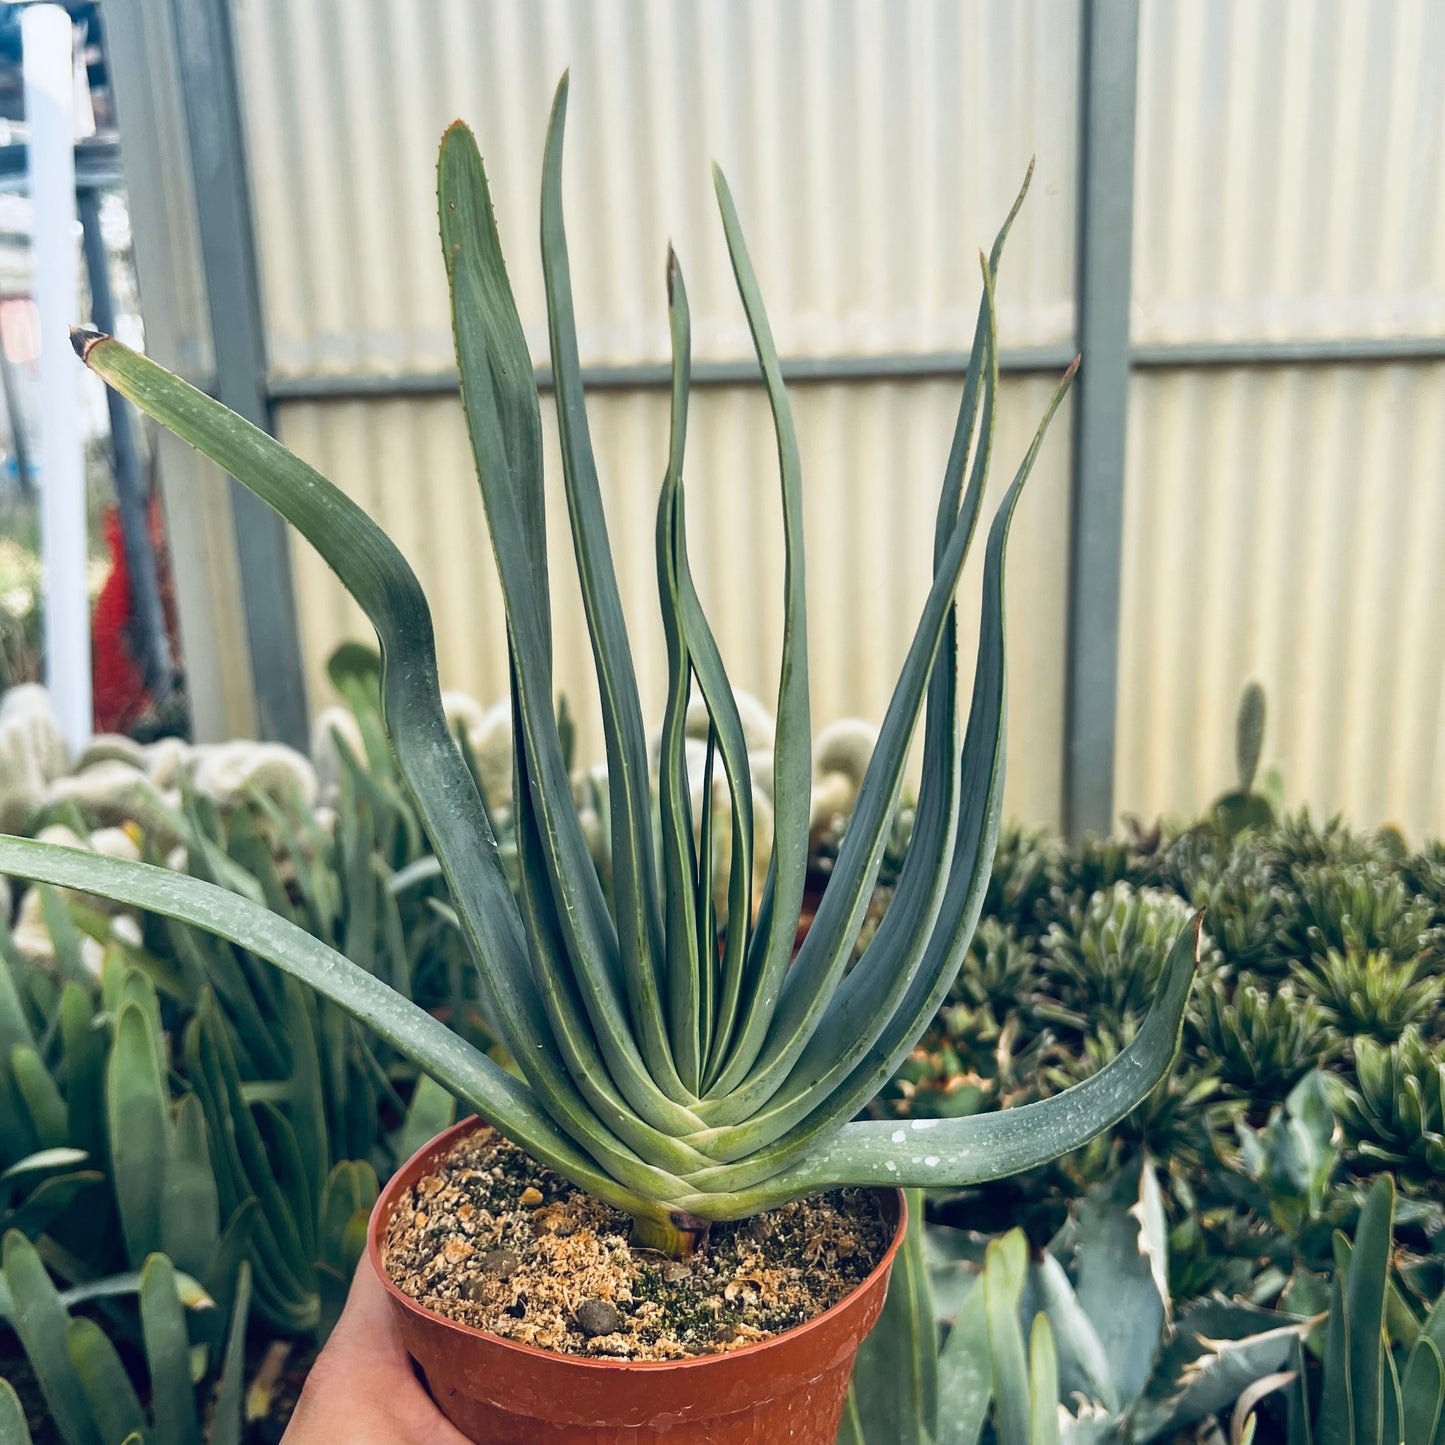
[368,1117,907,1443]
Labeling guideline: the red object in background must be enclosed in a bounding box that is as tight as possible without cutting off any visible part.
[91,498,176,734]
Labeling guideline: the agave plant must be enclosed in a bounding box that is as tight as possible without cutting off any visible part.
[1235,1175,1445,1445]
[842,1164,1303,1445]
[0,77,1196,1257]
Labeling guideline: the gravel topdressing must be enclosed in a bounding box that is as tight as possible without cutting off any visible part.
[382,1125,891,1360]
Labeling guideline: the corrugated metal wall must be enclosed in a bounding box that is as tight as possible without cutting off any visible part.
[225,0,1444,837]
[1119,0,1445,840]
[231,0,1080,826]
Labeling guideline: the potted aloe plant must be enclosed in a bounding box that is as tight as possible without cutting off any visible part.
[0,77,1199,1444]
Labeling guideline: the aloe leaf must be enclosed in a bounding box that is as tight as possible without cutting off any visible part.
[852,1192,937,1445]
[282,979,330,1210]
[656,251,703,1087]
[705,166,811,1095]
[107,998,170,1267]
[59,983,106,1166]
[2,1230,101,1445]
[676,915,1197,1209]
[509,743,715,1177]
[719,258,999,1118]
[0,1147,89,1192]
[441,120,693,1122]
[1074,1158,1167,1409]
[540,76,673,1090]
[1346,1176,1392,1445]
[140,1254,203,1445]
[1025,1252,1117,1414]
[1401,1338,1443,1445]
[9,1048,65,1151]
[697,327,1062,1145]
[679,366,1078,1179]
[208,1261,251,1445]
[1029,1314,1060,1445]
[185,999,316,1330]
[69,330,561,1135]
[1318,1267,1352,1445]
[395,1074,457,1164]
[650,252,753,1083]
[68,1317,147,1443]
[936,1274,992,1445]
[199,1200,257,1357]
[0,839,682,1225]
[6,1173,104,1246]
[671,485,756,1086]
[1286,1335,1314,1445]
[0,1379,32,1445]
[986,1231,1031,1445]
[837,1392,867,1445]
[695,726,720,1073]
[934,161,1031,567]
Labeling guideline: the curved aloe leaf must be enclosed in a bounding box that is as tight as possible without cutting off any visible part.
[539,76,674,1093]
[0,1380,31,1445]
[140,1253,205,1445]
[68,1317,147,1444]
[107,999,169,1266]
[705,166,811,1095]
[655,250,704,1086]
[672,916,1198,1211]
[851,1191,937,1444]
[986,1231,1031,1445]
[684,354,1072,1170]
[0,839,683,1228]
[441,119,695,1124]
[2,1229,101,1445]
[67,330,558,1122]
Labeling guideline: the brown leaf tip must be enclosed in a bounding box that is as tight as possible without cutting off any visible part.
[69,326,106,361]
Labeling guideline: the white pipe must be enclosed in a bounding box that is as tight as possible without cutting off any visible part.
[23,4,90,755]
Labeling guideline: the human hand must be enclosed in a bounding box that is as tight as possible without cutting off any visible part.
[283,1262,471,1445]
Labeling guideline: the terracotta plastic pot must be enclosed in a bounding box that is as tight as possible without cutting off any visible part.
[369,1116,906,1444]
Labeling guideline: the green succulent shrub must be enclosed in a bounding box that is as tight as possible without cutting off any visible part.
[0,1236,250,1445]
[881,801,1444,1313]
[1188,973,1336,1103]
[1332,1030,1445,1187]
[0,77,1197,1258]
[1234,1175,1445,1445]
[842,1161,1303,1445]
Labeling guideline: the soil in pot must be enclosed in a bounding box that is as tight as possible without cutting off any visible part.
[381,1125,889,1361]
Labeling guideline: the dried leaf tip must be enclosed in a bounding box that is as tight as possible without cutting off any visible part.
[1064,354,1082,380]
[69,326,105,362]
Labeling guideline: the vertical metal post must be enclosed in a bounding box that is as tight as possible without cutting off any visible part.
[1064,0,1139,842]
[168,0,309,746]
[0,345,34,499]
[78,184,175,698]
[23,3,91,753]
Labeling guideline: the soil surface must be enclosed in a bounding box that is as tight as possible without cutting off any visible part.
[382,1126,890,1359]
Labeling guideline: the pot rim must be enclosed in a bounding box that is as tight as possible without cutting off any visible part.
[368,1114,907,1374]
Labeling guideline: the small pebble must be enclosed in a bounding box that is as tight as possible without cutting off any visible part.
[519,1186,543,1207]
[532,1205,576,1237]
[661,1261,691,1283]
[577,1300,622,1337]
[479,1249,521,1279]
